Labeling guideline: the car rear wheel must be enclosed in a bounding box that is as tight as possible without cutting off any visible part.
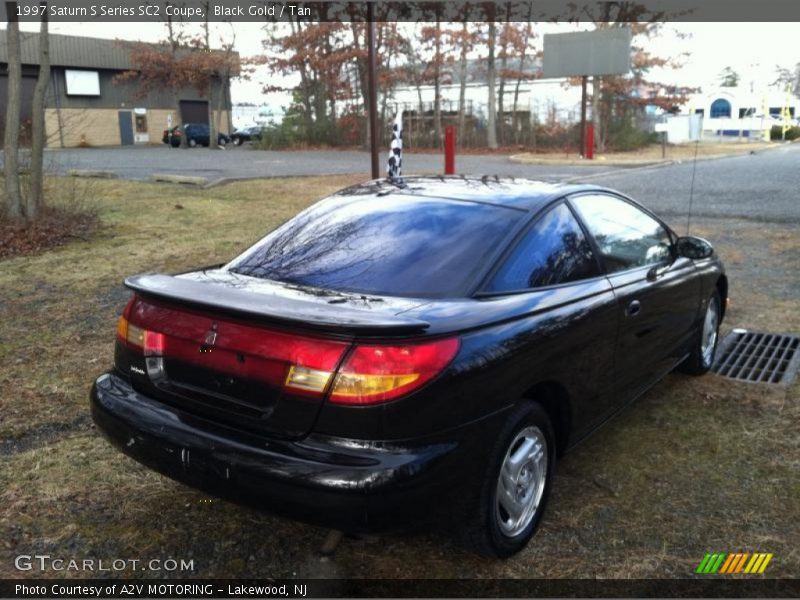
[679,290,721,375]
[188,138,198,148]
[233,137,243,146]
[462,402,555,558]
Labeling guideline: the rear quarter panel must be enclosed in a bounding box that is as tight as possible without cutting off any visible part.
[312,277,619,444]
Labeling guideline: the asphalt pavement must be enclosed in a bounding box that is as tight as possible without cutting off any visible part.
[43,145,612,182]
[39,142,800,223]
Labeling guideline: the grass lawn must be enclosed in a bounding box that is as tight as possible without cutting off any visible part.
[0,176,797,579]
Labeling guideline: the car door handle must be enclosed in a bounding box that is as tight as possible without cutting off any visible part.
[625,300,642,316]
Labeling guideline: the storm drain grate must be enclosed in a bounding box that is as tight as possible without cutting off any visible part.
[713,329,800,384]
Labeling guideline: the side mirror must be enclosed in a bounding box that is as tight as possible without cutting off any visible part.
[675,235,714,260]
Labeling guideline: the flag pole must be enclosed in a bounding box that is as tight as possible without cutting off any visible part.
[366,2,380,179]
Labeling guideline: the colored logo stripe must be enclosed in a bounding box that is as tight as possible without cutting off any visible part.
[697,553,726,573]
[719,553,748,574]
[745,553,774,574]
[698,553,774,574]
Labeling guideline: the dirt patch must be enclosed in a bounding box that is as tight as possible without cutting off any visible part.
[0,207,98,259]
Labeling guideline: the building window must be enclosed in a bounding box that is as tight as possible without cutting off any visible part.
[739,107,756,118]
[694,109,704,116]
[135,114,148,133]
[710,99,731,118]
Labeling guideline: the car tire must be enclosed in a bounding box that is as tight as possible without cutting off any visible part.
[233,137,242,146]
[679,290,721,375]
[188,138,198,148]
[461,401,555,558]
[219,138,227,147]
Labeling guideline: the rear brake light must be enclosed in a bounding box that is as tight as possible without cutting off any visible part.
[114,296,458,404]
[118,299,165,357]
[328,338,460,405]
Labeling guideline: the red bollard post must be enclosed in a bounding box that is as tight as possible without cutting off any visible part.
[444,126,456,174]
[585,124,595,160]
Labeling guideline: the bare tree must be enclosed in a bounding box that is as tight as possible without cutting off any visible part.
[511,14,537,144]
[29,1,50,218]
[201,2,218,149]
[3,1,23,220]
[432,14,443,144]
[456,19,470,138]
[486,18,498,149]
[215,27,236,141]
[165,14,188,148]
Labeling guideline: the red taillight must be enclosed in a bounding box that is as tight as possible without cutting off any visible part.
[119,296,349,391]
[328,338,460,405]
[117,297,165,356]
[115,296,458,404]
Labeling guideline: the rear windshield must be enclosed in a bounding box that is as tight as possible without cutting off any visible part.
[226,194,522,297]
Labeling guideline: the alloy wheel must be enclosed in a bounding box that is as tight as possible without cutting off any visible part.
[495,426,548,537]
[701,297,719,367]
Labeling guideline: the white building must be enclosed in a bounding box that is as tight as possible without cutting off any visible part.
[680,85,799,140]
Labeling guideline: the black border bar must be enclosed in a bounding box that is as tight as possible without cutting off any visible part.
[2,578,800,598]
[3,0,800,22]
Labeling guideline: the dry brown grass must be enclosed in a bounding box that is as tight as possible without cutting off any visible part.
[0,180,797,580]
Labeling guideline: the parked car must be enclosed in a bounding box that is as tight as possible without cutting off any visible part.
[162,123,230,147]
[91,177,727,558]
[230,125,264,146]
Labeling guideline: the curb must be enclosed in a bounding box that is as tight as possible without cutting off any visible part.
[563,144,789,182]
[508,153,669,168]
[509,144,783,169]
[66,169,117,178]
[151,173,208,186]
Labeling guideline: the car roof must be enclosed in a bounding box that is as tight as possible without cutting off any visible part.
[335,176,608,212]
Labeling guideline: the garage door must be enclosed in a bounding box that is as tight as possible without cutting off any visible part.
[179,100,209,126]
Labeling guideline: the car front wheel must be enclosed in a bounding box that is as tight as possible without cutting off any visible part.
[233,137,242,146]
[462,402,555,558]
[680,290,721,375]
[188,138,198,148]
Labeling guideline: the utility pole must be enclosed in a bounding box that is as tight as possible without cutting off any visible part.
[366,2,379,178]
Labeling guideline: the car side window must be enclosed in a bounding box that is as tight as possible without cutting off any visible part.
[486,202,600,292]
[571,194,672,274]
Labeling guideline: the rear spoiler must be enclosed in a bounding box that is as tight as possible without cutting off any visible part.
[124,273,430,336]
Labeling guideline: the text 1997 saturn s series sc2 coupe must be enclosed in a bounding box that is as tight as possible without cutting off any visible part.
[90,177,727,558]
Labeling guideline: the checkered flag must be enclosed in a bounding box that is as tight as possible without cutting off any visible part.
[387,111,403,179]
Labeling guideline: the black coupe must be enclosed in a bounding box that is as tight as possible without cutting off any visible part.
[91,177,726,557]
[230,125,264,146]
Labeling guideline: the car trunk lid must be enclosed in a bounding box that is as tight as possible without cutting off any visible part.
[117,271,431,440]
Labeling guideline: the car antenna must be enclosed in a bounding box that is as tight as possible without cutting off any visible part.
[686,138,700,234]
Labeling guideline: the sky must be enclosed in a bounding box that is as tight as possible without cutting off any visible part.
[14,21,800,106]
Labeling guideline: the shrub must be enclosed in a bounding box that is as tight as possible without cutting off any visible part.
[606,119,659,152]
[531,121,581,151]
[770,125,800,141]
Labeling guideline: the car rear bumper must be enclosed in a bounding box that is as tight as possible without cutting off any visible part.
[91,372,491,532]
